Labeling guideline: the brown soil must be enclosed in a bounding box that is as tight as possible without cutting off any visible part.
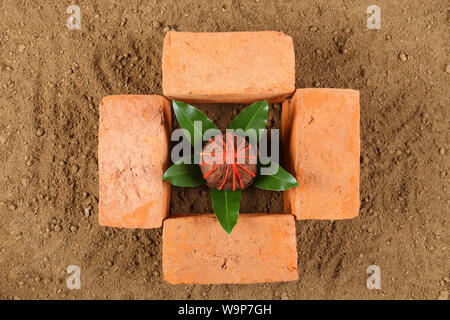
[0,0,448,300]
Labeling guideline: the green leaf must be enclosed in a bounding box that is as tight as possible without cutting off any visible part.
[227,100,268,140]
[253,161,298,191]
[210,189,242,234]
[172,100,218,148]
[162,160,205,187]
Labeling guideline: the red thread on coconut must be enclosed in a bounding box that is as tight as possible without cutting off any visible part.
[200,133,256,191]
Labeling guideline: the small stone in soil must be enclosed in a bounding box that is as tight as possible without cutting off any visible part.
[398,52,408,61]
[36,128,45,136]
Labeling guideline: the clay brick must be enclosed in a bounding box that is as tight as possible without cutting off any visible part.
[162,31,295,103]
[282,89,360,220]
[98,95,171,228]
[162,214,298,284]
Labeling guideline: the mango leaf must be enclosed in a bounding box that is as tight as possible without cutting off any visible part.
[172,100,218,148]
[227,100,268,140]
[253,161,298,191]
[162,160,205,187]
[210,189,242,234]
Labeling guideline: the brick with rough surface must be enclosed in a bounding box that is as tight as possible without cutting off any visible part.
[98,95,171,228]
[282,88,360,220]
[163,213,298,284]
[162,31,295,103]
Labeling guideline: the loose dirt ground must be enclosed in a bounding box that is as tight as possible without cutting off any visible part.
[0,0,448,300]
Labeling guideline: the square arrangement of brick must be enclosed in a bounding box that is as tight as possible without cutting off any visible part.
[98,31,360,285]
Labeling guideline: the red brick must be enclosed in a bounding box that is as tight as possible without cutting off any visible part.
[98,95,171,228]
[282,89,360,220]
[162,31,295,103]
[163,213,298,284]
